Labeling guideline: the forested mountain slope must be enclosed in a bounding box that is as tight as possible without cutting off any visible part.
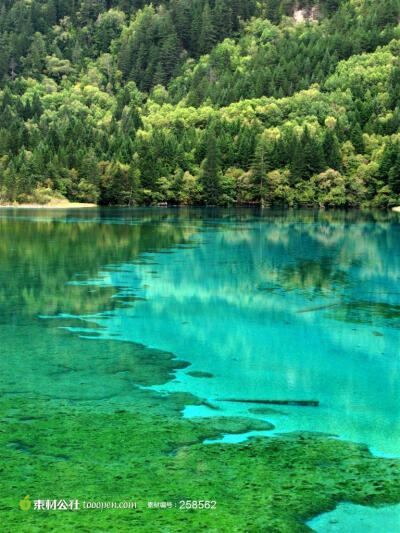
[1,0,400,207]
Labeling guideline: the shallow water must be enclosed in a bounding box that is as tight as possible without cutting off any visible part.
[307,502,400,533]
[1,207,400,460]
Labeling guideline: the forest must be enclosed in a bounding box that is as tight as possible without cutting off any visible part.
[1,0,400,207]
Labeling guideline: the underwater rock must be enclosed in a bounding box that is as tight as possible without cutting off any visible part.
[189,416,274,434]
[186,371,214,378]
[249,407,286,416]
[166,392,204,409]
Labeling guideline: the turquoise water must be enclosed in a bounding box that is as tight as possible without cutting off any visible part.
[61,210,400,457]
[307,502,400,533]
[1,207,400,459]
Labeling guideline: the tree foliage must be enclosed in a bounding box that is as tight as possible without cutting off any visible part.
[0,0,400,207]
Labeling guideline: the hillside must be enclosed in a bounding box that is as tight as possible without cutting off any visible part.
[1,0,400,207]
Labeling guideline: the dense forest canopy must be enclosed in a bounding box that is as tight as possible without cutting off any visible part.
[1,0,400,207]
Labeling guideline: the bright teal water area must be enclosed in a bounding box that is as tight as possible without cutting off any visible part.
[12,207,397,457]
[2,207,400,531]
[307,502,400,533]
[0,208,399,452]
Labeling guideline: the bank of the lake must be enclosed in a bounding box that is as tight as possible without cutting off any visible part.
[3,202,400,212]
[0,200,97,208]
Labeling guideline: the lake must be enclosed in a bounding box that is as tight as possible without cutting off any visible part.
[1,207,400,532]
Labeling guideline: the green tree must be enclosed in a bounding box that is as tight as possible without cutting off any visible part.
[291,127,325,182]
[200,128,222,205]
[379,140,398,182]
[323,130,342,171]
[350,123,365,154]
[198,2,217,56]
[388,153,400,195]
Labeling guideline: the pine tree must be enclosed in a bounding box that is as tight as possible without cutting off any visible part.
[80,148,100,186]
[189,0,203,56]
[291,127,325,182]
[236,127,256,169]
[128,154,142,205]
[170,0,191,50]
[379,140,398,181]
[350,122,365,154]
[388,65,400,110]
[266,0,281,25]
[213,0,230,41]
[198,2,217,56]
[252,139,274,205]
[153,62,166,87]
[46,0,58,27]
[388,153,400,194]
[200,128,222,205]
[31,93,43,118]
[26,32,46,76]
[160,31,180,80]
[323,130,342,171]
[326,0,339,15]
[117,42,132,80]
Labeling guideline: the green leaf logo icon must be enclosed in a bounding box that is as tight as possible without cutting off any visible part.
[19,495,31,511]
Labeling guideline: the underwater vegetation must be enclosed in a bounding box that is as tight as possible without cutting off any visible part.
[1,208,400,532]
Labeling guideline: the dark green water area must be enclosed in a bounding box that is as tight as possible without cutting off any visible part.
[1,207,400,532]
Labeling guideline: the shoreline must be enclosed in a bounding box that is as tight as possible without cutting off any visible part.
[0,203,399,211]
[0,201,97,208]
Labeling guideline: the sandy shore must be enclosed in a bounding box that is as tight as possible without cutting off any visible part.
[393,206,400,212]
[0,200,97,208]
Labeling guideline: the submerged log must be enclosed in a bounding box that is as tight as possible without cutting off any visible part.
[217,399,319,407]
[201,400,220,410]
[296,302,340,314]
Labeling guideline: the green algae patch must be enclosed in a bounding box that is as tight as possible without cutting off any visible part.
[248,407,286,416]
[327,300,400,329]
[186,371,214,378]
[188,416,274,434]
[0,328,189,401]
[2,394,400,533]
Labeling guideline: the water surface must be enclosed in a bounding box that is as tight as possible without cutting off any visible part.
[1,207,400,458]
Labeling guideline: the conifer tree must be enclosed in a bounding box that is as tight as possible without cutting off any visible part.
[350,123,365,154]
[198,2,217,56]
[379,140,398,182]
[388,153,400,194]
[266,0,281,25]
[200,128,222,205]
[291,127,325,182]
[323,130,342,171]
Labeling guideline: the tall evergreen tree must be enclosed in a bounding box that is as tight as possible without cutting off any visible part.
[323,130,342,171]
[291,127,325,182]
[388,153,400,194]
[350,122,365,154]
[198,2,217,56]
[200,128,221,205]
[379,140,398,182]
